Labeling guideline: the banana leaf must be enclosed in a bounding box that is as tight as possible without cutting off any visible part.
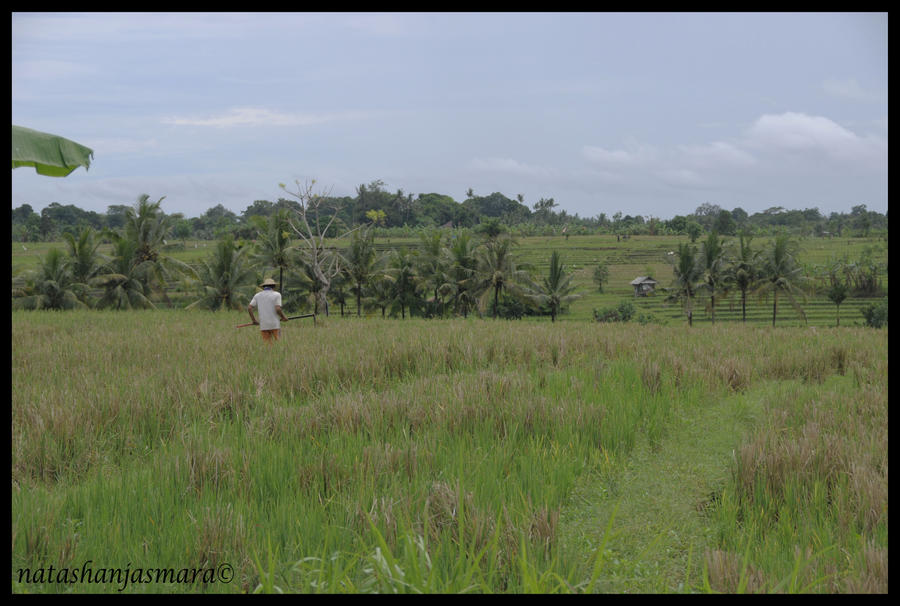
[12,125,94,177]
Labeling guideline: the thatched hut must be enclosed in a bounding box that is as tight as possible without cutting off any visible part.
[630,276,658,297]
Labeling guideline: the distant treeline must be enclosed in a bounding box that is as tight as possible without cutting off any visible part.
[11,178,887,242]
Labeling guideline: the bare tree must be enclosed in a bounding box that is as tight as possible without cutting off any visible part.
[279,179,357,316]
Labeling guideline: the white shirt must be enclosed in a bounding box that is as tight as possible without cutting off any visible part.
[249,289,282,330]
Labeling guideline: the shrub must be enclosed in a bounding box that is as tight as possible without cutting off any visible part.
[592,300,636,323]
[860,297,888,328]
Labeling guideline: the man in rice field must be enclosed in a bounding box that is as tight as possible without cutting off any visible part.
[248,278,290,343]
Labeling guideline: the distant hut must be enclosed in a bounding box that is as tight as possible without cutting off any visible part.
[630,276,658,297]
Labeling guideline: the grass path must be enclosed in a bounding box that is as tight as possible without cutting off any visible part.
[557,386,767,593]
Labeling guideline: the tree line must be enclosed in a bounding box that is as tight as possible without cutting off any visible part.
[11,179,887,242]
[12,190,887,329]
[11,192,582,322]
[661,230,887,328]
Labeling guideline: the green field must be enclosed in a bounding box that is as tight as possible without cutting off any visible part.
[11,233,888,327]
[11,311,887,593]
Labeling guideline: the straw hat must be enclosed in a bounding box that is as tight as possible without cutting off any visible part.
[260,278,278,288]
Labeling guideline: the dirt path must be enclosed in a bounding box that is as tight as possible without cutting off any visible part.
[557,389,765,592]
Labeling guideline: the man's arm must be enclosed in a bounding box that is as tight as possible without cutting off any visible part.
[275,292,288,322]
[248,304,259,325]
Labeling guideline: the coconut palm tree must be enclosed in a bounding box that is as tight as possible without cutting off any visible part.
[665,241,703,327]
[329,272,351,316]
[697,231,729,324]
[91,237,156,310]
[186,236,256,311]
[416,229,449,317]
[444,231,479,318]
[341,227,380,317]
[385,247,420,319]
[291,257,328,315]
[473,235,528,319]
[62,226,106,287]
[730,230,759,323]
[368,271,394,318]
[476,218,505,241]
[522,250,581,322]
[122,194,196,303]
[756,233,808,327]
[251,208,295,298]
[12,248,87,310]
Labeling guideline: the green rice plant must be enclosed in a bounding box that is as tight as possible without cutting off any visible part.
[11,310,887,593]
[704,372,887,593]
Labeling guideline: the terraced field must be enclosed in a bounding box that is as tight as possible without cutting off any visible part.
[513,234,887,326]
[11,233,887,327]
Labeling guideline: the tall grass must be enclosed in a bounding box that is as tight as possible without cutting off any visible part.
[703,371,888,593]
[11,310,887,592]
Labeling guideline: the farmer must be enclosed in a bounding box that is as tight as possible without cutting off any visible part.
[248,278,289,343]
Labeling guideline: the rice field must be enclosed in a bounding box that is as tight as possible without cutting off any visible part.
[10,310,888,593]
[11,233,888,326]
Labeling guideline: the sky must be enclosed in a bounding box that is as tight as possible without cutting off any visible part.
[11,12,888,221]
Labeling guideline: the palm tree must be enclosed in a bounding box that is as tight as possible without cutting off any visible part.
[476,218,505,241]
[444,231,479,318]
[417,229,449,317]
[91,237,156,310]
[12,248,87,310]
[665,242,703,327]
[291,257,327,315]
[62,226,105,286]
[473,235,529,319]
[186,236,256,311]
[522,250,581,322]
[698,231,729,324]
[62,226,108,305]
[123,194,196,303]
[341,227,380,317]
[730,230,759,323]
[330,272,351,316]
[385,247,420,319]
[251,208,295,298]
[756,233,808,327]
[368,271,394,318]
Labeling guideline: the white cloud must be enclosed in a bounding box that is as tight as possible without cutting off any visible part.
[655,168,707,188]
[581,139,752,191]
[575,110,889,203]
[469,157,557,179]
[676,141,757,169]
[582,146,639,166]
[161,107,367,128]
[743,111,886,166]
[746,112,853,151]
[582,141,658,168]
